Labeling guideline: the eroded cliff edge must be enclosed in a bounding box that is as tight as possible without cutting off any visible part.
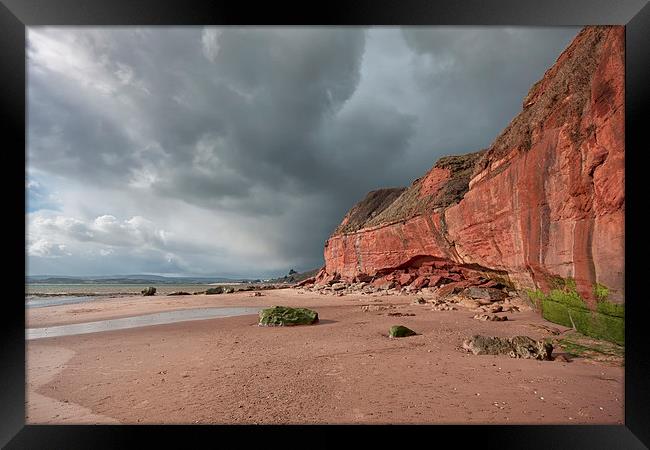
[317,26,624,308]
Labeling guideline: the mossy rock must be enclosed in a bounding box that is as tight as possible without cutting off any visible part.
[547,288,589,311]
[389,325,417,338]
[542,298,624,346]
[462,335,553,360]
[258,306,319,327]
[205,287,224,295]
[526,289,546,310]
[593,283,610,302]
[596,300,624,318]
[141,286,156,296]
[529,277,625,346]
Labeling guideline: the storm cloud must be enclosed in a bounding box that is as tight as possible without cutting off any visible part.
[26,26,579,277]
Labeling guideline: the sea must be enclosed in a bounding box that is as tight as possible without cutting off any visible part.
[25,283,242,308]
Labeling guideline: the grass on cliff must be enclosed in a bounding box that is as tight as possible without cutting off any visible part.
[486,26,610,161]
[335,150,485,234]
[334,188,407,234]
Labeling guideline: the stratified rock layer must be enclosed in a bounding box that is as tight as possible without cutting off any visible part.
[320,26,624,306]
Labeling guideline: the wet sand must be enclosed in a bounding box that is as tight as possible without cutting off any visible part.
[26,289,624,424]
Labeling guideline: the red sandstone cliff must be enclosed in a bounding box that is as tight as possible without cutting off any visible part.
[318,26,624,305]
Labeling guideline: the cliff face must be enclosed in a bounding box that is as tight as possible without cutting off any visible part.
[320,26,624,305]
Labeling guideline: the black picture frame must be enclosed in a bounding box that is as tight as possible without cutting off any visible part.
[3,0,649,448]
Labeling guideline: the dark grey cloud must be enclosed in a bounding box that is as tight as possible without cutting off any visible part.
[400,27,581,155]
[26,26,580,277]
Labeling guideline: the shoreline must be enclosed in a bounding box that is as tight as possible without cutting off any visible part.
[26,288,624,425]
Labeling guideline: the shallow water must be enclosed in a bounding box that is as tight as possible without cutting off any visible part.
[26,295,112,309]
[26,306,263,340]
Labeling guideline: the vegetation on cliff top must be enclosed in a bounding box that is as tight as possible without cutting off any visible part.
[334,188,407,234]
[478,26,610,170]
[334,150,485,234]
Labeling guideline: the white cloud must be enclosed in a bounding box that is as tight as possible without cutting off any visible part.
[30,213,172,250]
[201,28,222,62]
[28,239,72,258]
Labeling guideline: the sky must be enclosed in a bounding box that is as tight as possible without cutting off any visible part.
[26,26,580,278]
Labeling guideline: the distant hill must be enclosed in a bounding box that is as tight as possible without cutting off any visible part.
[26,274,253,284]
[26,270,323,285]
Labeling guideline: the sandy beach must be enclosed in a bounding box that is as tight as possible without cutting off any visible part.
[26,288,624,425]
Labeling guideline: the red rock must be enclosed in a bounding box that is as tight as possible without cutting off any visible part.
[480,280,506,289]
[354,273,373,283]
[465,276,485,286]
[436,281,472,297]
[314,267,327,284]
[399,273,415,286]
[295,277,316,287]
[410,276,429,290]
[318,272,341,286]
[320,27,624,306]
[428,275,446,287]
[372,276,389,287]
[419,167,452,198]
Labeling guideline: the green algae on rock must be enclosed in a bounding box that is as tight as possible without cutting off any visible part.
[205,287,224,295]
[389,325,417,338]
[258,306,319,327]
[535,278,624,346]
[141,286,156,296]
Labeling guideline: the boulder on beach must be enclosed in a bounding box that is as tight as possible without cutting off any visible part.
[258,306,319,327]
[410,276,429,290]
[167,291,190,296]
[141,287,156,296]
[462,335,553,360]
[205,287,224,295]
[225,287,235,294]
[389,325,417,338]
[463,287,506,302]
